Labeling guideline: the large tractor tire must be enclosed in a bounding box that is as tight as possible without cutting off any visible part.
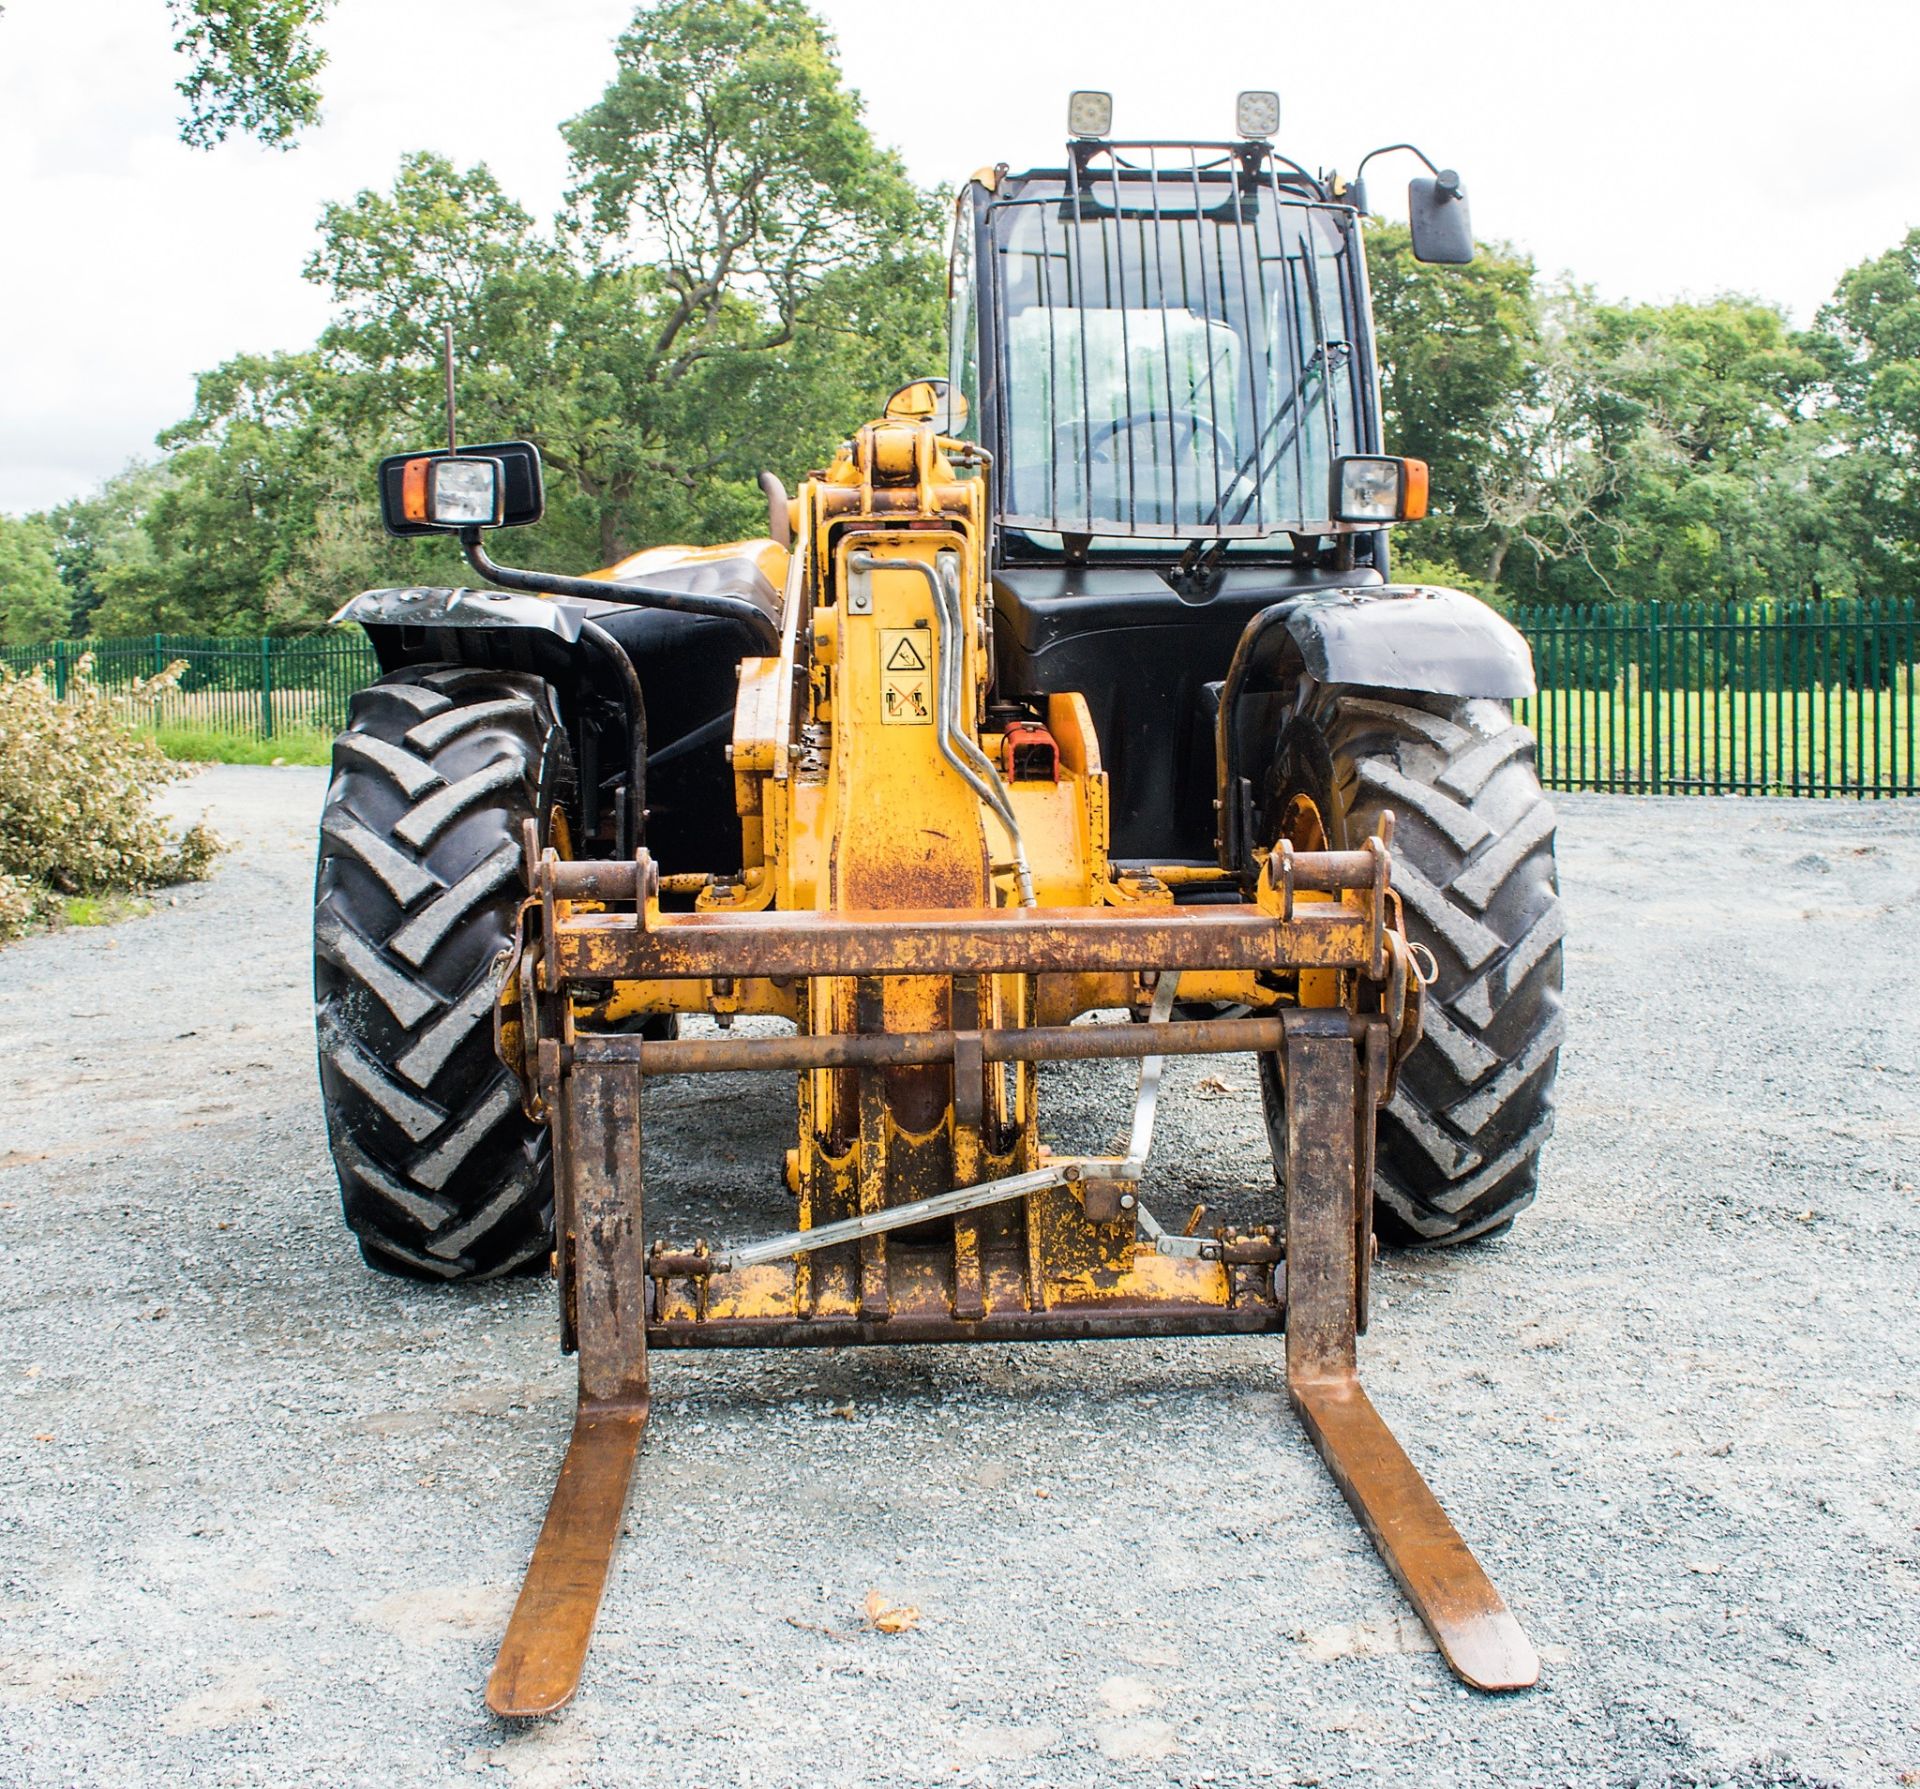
[1259,689,1563,1245]
[313,667,571,1281]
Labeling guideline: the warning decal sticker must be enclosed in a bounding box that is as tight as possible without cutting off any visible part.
[880,627,934,725]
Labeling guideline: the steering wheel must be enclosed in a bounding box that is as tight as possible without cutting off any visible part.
[1074,408,1234,466]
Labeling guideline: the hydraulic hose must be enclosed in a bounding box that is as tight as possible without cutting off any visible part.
[461,529,780,654]
[576,618,647,852]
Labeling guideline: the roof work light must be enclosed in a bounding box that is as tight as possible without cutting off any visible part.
[1067,90,1113,138]
[1236,90,1280,139]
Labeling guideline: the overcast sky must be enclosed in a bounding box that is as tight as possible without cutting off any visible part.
[3,0,1917,516]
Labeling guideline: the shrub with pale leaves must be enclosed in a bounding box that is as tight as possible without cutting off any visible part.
[0,656,221,940]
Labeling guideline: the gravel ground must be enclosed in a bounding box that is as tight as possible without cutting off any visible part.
[2,767,1917,1788]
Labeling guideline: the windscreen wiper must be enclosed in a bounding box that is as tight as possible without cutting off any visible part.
[1218,342,1350,526]
[1176,342,1348,583]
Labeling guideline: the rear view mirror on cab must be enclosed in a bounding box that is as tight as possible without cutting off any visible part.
[377,439,546,537]
[1408,171,1474,264]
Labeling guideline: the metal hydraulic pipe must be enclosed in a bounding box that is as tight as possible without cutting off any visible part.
[576,618,647,850]
[847,549,1034,906]
[934,550,1035,905]
[461,529,780,653]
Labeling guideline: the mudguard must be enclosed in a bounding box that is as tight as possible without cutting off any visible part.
[331,584,605,643]
[1257,584,1535,700]
[1215,584,1536,869]
[329,581,772,879]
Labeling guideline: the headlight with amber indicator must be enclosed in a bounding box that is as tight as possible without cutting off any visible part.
[1331,455,1429,524]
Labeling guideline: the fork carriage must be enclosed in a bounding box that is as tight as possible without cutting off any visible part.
[481,828,1538,1716]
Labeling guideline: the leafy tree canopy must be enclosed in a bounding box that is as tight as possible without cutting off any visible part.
[167,0,333,150]
[1819,224,1920,453]
[21,1,946,636]
[0,515,65,645]
[1372,219,1878,609]
[1369,223,1538,523]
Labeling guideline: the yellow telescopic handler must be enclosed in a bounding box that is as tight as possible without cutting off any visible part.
[316,95,1563,1713]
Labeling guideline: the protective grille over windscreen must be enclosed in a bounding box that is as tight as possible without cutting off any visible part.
[989,146,1358,541]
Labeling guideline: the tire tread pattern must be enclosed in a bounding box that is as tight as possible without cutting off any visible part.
[314,668,565,1280]
[1261,690,1564,1246]
[1330,692,1563,1244]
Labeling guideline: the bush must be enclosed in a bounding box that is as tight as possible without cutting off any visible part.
[0,655,221,941]
[0,871,34,939]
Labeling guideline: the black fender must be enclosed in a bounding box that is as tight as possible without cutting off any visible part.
[333,583,602,648]
[1214,585,1535,870]
[330,582,773,876]
[330,586,622,729]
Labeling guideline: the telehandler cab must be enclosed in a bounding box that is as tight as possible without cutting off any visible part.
[316,94,1562,1714]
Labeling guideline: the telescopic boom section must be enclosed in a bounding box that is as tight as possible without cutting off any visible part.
[483,408,1537,1716]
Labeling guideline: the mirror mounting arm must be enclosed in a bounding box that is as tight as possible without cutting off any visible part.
[1355,140,1445,183]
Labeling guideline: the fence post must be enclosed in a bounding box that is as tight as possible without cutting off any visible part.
[1896,591,1912,794]
[1646,601,1663,794]
[53,640,69,702]
[260,636,274,740]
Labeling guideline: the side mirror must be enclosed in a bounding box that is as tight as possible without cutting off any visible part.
[378,439,545,538]
[883,377,970,436]
[1408,172,1474,265]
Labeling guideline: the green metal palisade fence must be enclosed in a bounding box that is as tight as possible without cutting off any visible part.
[1509,598,1918,797]
[0,630,381,741]
[2,603,1917,794]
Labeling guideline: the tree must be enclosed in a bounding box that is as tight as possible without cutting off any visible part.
[302,2,947,568]
[1503,294,1831,607]
[1469,285,1627,598]
[302,153,621,566]
[2,4,334,149]
[1819,226,1920,454]
[1366,221,1538,584]
[1811,226,1920,597]
[94,349,440,633]
[1369,220,1861,609]
[49,464,177,636]
[554,0,943,557]
[565,0,929,317]
[0,515,66,644]
[40,1,948,636]
[167,0,333,149]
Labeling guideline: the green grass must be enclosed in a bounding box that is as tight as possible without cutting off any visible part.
[128,672,1920,793]
[1516,676,1920,794]
[147,725,334,767]
[59,892,153,928]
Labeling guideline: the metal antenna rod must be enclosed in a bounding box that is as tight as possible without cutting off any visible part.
[443,320,458,456]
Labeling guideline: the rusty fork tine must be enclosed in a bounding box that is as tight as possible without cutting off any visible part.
[1291,1376,1537,1690]
[489,1056,650,1719]
[1283,1013,1538,1693]
[486,1402,649,1718]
